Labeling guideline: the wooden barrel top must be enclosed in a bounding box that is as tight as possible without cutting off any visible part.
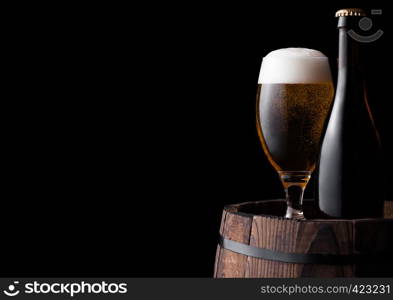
[214,200,393,277]
[224,199,393,221]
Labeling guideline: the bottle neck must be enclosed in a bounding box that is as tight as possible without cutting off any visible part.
[337,17,362,70]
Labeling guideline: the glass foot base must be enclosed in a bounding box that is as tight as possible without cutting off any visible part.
[285,206,305,220]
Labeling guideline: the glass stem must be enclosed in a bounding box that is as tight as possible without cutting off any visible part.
[278,171,311,219]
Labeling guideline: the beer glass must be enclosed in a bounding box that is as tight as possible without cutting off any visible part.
[256,48,334,219]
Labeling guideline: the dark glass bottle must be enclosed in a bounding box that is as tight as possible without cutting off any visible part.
[317,8,384,218]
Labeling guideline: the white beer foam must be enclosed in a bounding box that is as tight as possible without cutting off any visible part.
[258,48,332,84]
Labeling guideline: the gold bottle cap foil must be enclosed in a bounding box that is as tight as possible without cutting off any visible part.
[335,8,366,17]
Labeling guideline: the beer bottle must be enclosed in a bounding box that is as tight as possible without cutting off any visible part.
[317,8,384,218]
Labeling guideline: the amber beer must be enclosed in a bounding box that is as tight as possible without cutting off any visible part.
[256,82,334,172]
[256,48,334,219]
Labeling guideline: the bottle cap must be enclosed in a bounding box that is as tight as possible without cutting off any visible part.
[335,8,366,17]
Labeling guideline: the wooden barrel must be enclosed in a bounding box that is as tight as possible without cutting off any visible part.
[214,199,393,277]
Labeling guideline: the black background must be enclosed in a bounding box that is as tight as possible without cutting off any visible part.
[2,3,391,277]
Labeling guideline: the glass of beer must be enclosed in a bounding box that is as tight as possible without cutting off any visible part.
[256,48,334,219]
